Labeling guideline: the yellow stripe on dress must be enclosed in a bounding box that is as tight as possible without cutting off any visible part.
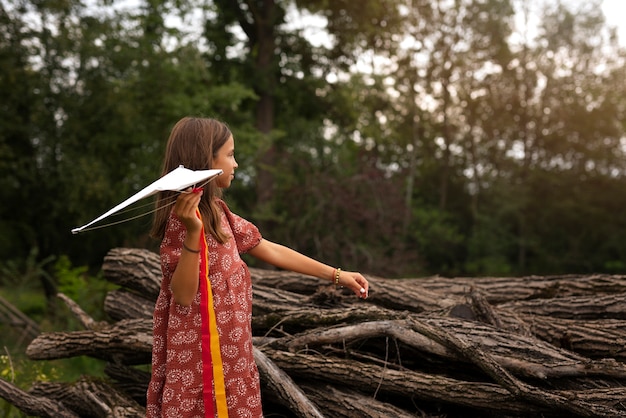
[199,211,229,417]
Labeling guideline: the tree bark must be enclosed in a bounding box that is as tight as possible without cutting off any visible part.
[29,377,145,417]
[260,348,546,416]
[254,347,325,418]
[523,314,626,360]
[102,247,161,299]
[26,318,152,364]
[299,383,423,418]
[501,293,626,319]
[417,273,626,303]
[0,378,79,418]
[3,247,626,418]
[103,289,154,321]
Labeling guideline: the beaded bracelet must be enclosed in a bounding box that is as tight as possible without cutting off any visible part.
[334,268,341,285]
[182,242,200,253]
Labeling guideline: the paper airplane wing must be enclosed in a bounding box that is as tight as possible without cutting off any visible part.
[71,165,222,234]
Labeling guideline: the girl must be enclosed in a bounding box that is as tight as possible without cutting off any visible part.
[146,117,369,417]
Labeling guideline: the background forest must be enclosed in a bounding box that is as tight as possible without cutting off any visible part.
[1,0,626,410]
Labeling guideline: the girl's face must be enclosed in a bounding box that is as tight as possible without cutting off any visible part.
[212,135,238,188]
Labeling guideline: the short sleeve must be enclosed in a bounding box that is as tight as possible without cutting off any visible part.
[160,212,186,280]
[217,200,262,253]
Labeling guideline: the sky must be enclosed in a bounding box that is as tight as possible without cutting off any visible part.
[602,0,626,44]
[108,0,626,48]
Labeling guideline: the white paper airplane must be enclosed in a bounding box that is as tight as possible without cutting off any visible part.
[71,165,222,234]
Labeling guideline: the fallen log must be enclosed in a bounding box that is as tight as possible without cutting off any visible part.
[103,289,154,321]
[501,293,626,319]
[0,378,79,418]
[252,270,626,306]
[406,317,625,417]
[268,316,626,381]
[417,274,626,303]
[101,248,161,299]
[260,348,548,416]
[26,318,152,364]
[29,377,144,417]
[2,247,626,418]
[103,362,150,406]
[251,271,462,312]
[261,348,626,417]
[254,347,325,417]
[525,315,626,360]
[299,384,423,418]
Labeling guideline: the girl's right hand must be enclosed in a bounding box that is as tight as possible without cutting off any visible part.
[173,189,203,233]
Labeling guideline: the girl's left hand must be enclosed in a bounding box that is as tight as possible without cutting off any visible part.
[337,271,369,299]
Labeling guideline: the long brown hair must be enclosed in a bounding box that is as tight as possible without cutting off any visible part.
[150,117,232,243]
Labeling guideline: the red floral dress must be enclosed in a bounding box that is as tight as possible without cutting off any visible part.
[146,199,263,418]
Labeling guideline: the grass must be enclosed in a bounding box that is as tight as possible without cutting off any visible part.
[0,252,116,416]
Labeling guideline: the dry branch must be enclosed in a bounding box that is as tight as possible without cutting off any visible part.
[0,294,40,343]
[268,316,626,381]
[406,317,625,417]
[259,348,543,416]
[1,247,625,418]
[57,292,99,330]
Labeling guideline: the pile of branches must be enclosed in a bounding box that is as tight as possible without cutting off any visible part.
[2,247,626,417]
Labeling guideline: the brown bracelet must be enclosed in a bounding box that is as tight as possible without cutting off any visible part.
[182,242,200,253]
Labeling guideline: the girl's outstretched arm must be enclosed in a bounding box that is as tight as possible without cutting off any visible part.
[248,239,369,299]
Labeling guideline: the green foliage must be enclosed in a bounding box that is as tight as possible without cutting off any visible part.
[1,0,626,408]
[0,251,110,415]
[0,351,107,417]
[465,214,515,276]
[0,349,48,417]
[53,255,115,323]
[0,352,60,390]
[410,206,465,276]
[0,248,54,289]
[1,0,626,279]
[0,4,625,414]
[0,248,56,321]
[54,256,90,303]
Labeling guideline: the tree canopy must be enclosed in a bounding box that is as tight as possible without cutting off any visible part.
[1,0,625,278]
